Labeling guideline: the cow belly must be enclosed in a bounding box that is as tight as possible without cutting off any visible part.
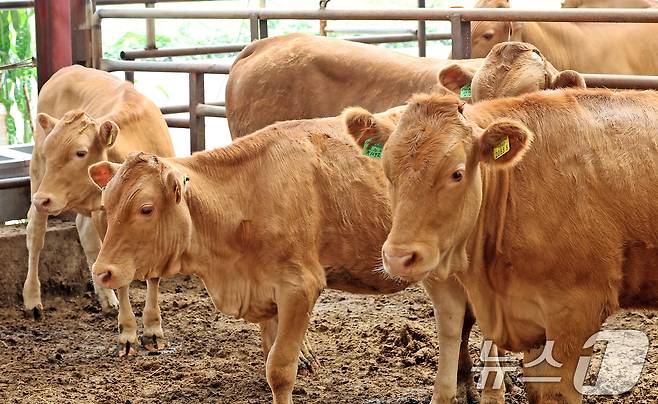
[484,292,547,352]
[200,276,277,322]
[619,243,658,309]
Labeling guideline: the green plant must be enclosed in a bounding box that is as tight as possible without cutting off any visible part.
[0,9,36,144]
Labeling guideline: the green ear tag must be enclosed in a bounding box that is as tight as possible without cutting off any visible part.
[493,136,511,160]
[362,138,383,159]
[460,83,472,99]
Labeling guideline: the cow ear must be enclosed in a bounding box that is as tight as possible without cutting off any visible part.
[551,69,586,90]
[478,118,533,168]
[37,113,58,138]
[89,161,122,189]
[98,120,120,148]
[341,107,378,147]
[438,63,475,96]
[164,168,186,204]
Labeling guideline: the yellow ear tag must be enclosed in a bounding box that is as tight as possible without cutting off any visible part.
[182,175,190,192]
[493,136,510,160]
[106,132,113,146]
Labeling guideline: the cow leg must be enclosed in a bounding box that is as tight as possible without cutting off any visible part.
[422,275,475,404]
[259,317,320,375]
[479,342,506,404]
[266,285,319,404]
[23,205,48,320]
[76,213,119,312]
[116,286,139,357]
[141,277,166,351]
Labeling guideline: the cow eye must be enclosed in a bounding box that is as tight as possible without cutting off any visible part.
[140,205,154,216]
[483,31,494,40]
[75,150,88,158]
[451,171,464,182]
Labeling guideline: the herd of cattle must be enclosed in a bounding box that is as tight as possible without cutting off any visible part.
[18,0,658,403]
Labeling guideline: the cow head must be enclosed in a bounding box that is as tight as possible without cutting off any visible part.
[471,42,586,101]
[88,152,192,289]
[341,105,405,149]
[469,0,520,58]
[32,110,119,215]
[381,94,533,282]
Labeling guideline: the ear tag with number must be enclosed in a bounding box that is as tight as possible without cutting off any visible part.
[493,136,511,160]
[362,138,383,159]
[182,175,190,192]
[460,83,472,99]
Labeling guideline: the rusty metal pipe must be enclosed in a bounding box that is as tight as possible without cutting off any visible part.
[0,1,34,8]
[583,74,658,89]
[121,44,247,59]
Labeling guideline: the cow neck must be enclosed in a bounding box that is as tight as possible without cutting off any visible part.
[458,157,513,342]
[170,147,266,318]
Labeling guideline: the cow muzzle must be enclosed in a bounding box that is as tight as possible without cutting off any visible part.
[381,242,435,283]
[92,263,128,289]
[32,192,65,215]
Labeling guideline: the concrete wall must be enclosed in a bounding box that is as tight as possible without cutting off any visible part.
[0,220,88,306]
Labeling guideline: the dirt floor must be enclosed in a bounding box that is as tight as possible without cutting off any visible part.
[0,276,656,403]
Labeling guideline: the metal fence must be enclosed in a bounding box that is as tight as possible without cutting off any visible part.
[92,6,658,154]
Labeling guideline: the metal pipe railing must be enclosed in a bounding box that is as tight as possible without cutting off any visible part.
[196,104,226,118]
[95,8,658,23]
[583,74,658,89]
[161,100,224,115]
[0,176,30,190]
[101,59,231,73]
[0,1,34,8]
[97,0,228,4]
[165,117,190,128]
[120,32,451,60]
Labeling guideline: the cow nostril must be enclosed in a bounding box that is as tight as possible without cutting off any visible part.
[403,252,418,268]
[41,198,51,207]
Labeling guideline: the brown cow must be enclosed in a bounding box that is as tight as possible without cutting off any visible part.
[85,111,504,404]
[380,89,658,402]
[26,65,175,355]
[225,33,482,138]
[468,0,658,74]
[562,0,657,7]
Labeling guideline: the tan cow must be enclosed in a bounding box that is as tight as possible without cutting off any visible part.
[380,89,658,402]
[85,110,507,404]
[26,65,175,355]
[225,33,483,138]
[562,0,657,8]
[468,0,658,74]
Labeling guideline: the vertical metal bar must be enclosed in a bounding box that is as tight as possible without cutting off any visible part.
[450,14,471,59]
[35,0,73,89]
[259,18,268,39]
[249,13,259,41]
[417,0,426,57]
[91,12,102,69]
[124,58,135,83]
[145,2,156,50]
[189,72,205,153]
[70,0,93,67]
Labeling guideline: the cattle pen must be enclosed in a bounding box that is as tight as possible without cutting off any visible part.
[1,1,658,403]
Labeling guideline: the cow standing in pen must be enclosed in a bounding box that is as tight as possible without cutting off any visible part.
[25,65,175,355]
[380,89,658,403]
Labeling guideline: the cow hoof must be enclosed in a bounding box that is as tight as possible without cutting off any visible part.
[455,381,478,404]
[117,341,139,357]
[24,305,43,321]
[141,334,167,352]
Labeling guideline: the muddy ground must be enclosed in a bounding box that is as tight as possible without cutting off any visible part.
[0,276,656,403]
